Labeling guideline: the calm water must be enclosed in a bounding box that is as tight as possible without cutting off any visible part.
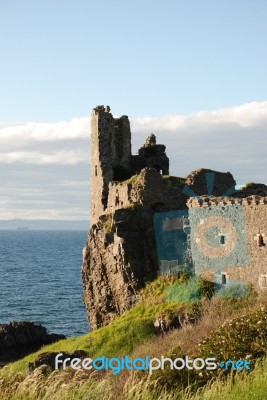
[0,230,89,337]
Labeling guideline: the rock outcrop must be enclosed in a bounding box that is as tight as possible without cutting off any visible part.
[0,321,65,366]
[28,350,86,372]
[234,183,267,198]
[82,205,157,330]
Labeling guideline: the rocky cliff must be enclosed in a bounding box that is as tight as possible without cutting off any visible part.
[82,167,237,330]
[82,205,156,330]
[0,322,65,366]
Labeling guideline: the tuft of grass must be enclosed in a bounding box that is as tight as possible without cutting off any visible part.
[125,174,140,186]
[215,281,249,299]
[165,276,201,303]
[188,358,267,400]
[241,182,259,189]
[140,274,189,304]
[162,175,186,188]
[102,213,114,233]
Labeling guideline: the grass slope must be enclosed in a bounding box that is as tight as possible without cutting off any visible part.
[1,276,267,399]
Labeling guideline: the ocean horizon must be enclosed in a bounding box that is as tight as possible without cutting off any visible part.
[0,230,89,338]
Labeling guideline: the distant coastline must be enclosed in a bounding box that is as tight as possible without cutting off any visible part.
[0,219,89,231]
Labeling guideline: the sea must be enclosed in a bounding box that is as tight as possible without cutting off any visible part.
[0,230,89,338]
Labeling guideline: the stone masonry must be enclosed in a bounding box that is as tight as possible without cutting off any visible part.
[90,106,169,225]
[82,105,247,330]
[187,196,267,290]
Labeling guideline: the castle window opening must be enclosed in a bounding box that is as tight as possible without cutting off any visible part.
[257,233,265,247]
[221,273,227,285]
[95,165,97,177]
[220,235,226,245]
[259,275,267,289]
[115,195,120,206]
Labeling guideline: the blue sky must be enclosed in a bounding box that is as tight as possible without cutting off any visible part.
[1,0,267,120]
[0,0,267,219]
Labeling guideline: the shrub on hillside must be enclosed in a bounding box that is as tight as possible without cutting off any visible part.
[199,307,267,364]
[215,281,249,299]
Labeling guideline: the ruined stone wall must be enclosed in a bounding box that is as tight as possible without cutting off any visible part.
[188,196,267,290]
[113,116,132,168]
[90,110,171,224]
[186,168,236,197]
[131,136,169,175]
[90,106,132,224]
[107,181,131,211]
[106,168,187,215]
[90,107,113,224]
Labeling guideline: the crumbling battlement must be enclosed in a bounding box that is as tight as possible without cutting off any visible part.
[106,168,187,215]
[187,195,267,208]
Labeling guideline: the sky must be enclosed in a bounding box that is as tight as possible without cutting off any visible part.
[0,0,267,220]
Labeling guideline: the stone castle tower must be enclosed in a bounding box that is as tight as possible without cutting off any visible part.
[90,106,132,224]
[90,105,169,224]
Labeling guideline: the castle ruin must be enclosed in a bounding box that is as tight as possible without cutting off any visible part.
[82,105,267,330]
[90,105,169,225]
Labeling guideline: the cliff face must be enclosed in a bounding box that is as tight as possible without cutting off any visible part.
[82,206,157,330]
[82,167,237,330]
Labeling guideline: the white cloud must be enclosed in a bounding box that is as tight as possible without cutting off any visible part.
[0,117,90,165]
[0,150,88,165]
[1,100,266,170]
[131,101,267,185]
[0,101,266,219]
[0,117,90,142]
[132,101,267,132]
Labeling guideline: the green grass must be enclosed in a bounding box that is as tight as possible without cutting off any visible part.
[190,358,267,400]
[125,174,141,186]
[162,175,186,188]
[101,213,114,233]
[3,277,199,377]
[3,356,267,400]
[241,182,259,189]
[140,274,189,303]
[165,276,201,303]
[1,278,267,399]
